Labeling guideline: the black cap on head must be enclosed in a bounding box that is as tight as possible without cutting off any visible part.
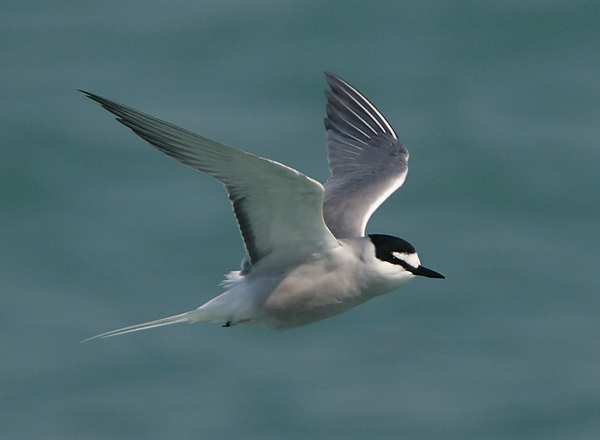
[368,234,444,279]
[369,234,415,262]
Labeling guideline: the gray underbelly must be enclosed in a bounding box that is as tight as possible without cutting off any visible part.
[255,284,372,330]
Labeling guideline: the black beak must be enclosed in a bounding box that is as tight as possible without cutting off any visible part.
[412,265,445,279]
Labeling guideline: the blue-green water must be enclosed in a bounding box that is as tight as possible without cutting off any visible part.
[2,1,599,439]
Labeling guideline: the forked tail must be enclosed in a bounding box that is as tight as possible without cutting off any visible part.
[82,311,195,342]
[83,285,254,341]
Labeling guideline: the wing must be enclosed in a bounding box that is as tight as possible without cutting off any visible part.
[322,72,409,239]
[82,91,339,267]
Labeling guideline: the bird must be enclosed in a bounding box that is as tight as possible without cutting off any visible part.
[81,72,444,340]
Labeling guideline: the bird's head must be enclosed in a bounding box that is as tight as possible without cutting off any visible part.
[369,234,445,279]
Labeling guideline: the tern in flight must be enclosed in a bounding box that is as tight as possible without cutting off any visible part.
[82,72,444,339]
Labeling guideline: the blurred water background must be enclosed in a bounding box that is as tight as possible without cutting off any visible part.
[1,1,599,439]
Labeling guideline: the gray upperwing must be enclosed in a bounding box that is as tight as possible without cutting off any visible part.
[322,72,409,239]
[83,91,338,268]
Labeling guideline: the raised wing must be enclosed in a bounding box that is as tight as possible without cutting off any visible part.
[83,92,338,268]
[322,72,409,239]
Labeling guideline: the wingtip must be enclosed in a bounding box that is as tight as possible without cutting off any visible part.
[79,90,106,105]
[323,72,349,103]
[78,89,93,98]
[324,71,345,88]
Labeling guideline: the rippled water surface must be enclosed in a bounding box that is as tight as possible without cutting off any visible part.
[2,1,599,439]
